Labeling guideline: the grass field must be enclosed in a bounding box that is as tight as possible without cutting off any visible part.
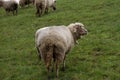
[0,0,120,80]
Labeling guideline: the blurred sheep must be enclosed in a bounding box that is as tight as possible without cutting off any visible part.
[0,0,18,15]
[35,0,56,17]
[19,0,34,7]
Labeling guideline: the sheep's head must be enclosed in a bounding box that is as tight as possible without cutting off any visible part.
[68,22,88,42]
[52,0,56,10]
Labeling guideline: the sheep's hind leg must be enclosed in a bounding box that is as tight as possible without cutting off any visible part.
[51,58,55,72]
[61,55,66,71]
[36,47,41,60]
[47,66,51,80]
[55,60,60,80]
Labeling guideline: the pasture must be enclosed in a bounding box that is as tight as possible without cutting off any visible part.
[0,0,120,80]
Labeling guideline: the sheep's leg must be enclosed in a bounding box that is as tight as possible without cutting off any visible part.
[45,7,48,14]
[36,5,40,16]
[40,8,43,16]
[61,55,66,71]
[12,11,15,15]
[46,59,52,80]
[36,47,41,60]
[5,9,9,16]
[51,58,55,72]
[36,8,40,16]
[38,8,42,17]
[47,66,51,80]
[16,9,18,15]
[27,3,30,7]
[55,60,59,80]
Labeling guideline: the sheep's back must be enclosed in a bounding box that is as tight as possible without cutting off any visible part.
[35,0,45,5]
[3,1,17,9]
[36,26,74,52]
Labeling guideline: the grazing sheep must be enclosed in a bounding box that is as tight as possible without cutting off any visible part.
[35,22,88,80]
[19,0,34,7]
[0,0,18,15]
[35,0,56,17]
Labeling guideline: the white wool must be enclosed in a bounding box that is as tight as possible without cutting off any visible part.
[15,0,20,4]
[35,27,49,45]
[35,26,74,50]
[3,0,10,1]
[48,0,55,6]
[3,0,20,4]
[68,22,84,28]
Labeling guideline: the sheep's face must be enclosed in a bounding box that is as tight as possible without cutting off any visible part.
[51,0,56,10]
[71,23,88,39]
[76,23,87,36]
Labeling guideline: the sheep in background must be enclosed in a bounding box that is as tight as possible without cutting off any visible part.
[35,22,88,80]
[0,0,18,15]
[35,0,56,17]
[19,0,34,7]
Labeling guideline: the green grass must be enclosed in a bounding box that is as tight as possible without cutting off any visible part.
[0,0,120,80]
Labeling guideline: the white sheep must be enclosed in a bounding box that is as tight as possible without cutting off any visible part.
[0,0,18,15]
[35,22,88,80]
[34,0,56,17]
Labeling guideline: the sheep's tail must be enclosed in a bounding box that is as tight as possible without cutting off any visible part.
[40,39,54,69]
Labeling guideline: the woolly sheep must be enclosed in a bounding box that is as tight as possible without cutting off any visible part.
[0,0,18,15]
[35,0,56,17]
[35,22,88,80]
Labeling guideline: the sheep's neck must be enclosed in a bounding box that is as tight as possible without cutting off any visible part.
[71,32,78,44]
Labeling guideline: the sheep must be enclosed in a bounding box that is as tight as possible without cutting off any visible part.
[35,22,88,80]
[19,0,34,7]
[0,0,18,15]
[35,0,56,17]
